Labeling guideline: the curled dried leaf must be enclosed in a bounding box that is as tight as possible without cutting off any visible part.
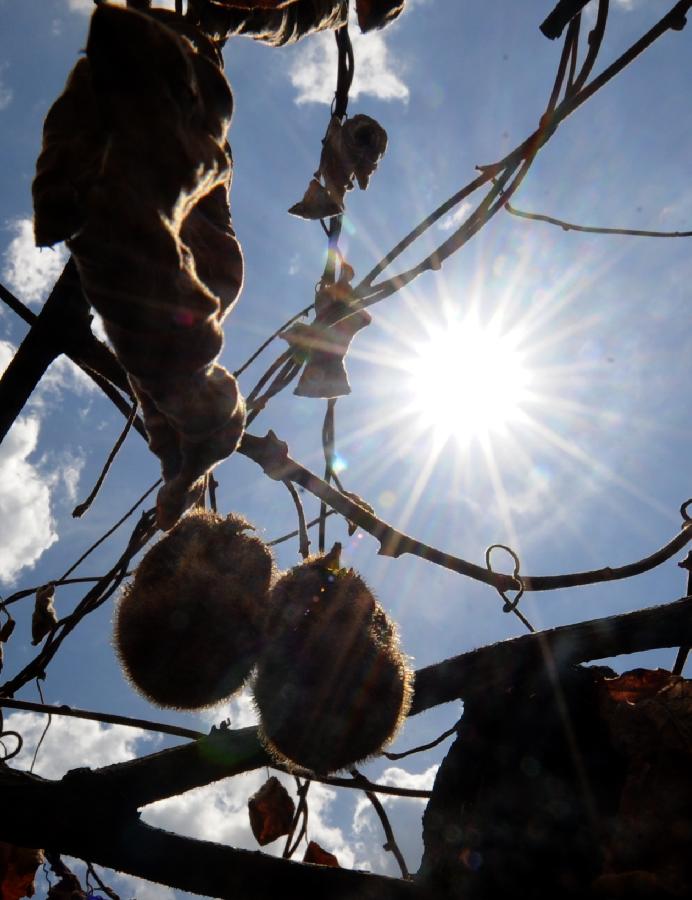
[355,1,405,33]
[289,114,387,220]
[248,776,296,846]
[0,617,16,643]
[31,585,57,646]
[281,265,371,398]
[303,840,340,867]
[33,3,246,530]
[0,843,45,900]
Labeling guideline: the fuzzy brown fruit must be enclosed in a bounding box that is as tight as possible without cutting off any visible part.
[254,545,412,773]
[114,511,273,710]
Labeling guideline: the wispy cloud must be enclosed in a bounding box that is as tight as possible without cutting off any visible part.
[0,412,58,585]
[290,12,408,105]
[66,0,177,12]
[437,201,473,232]
[0,341,91,583]
[2,218,68,305]
[0,64,13,111]
[4,711,159,778]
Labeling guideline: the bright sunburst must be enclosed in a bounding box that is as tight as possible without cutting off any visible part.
[406,315,531,444]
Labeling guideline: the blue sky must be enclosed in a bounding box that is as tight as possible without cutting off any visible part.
[1,0,691,896]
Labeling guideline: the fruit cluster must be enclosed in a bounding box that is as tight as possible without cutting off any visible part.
[115,515,411,772]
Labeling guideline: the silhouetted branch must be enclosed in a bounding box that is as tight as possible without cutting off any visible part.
[240,430,692,593]
[384,725,457,762]
[0,768,418,900]
[0,697,202,741]
[410,594,692,714]
[540,0,592,40]
[352,768,410,879]
[505,200,692,237]
[0,512,157,698]
[72,400,138,518]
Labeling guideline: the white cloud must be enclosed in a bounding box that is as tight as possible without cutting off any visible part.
[0,65,12,111]
[0,415,58,585]
[4,711,159,778]
[290,11,408,105]
[351,764,438,875]
[438,201,473,232]
[2,218,68,305]
[196,684,259,730]
[0,342,92,584]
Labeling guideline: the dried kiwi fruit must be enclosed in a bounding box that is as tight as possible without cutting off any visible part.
[254,544,412,773]
[115,510,273,710]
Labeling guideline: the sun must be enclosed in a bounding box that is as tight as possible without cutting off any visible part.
[405,315,532,445]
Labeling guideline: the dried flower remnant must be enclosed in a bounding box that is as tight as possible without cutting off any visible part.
[281,263,371,398]
[248,776,296,846]
[289,114,388,220]
[31,585,58,646]
[114,511,274,710]
[32,3,245,530]
[254,543,412,773]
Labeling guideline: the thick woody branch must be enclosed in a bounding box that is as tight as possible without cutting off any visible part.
[411,594,692,713]
[0,765,418,900]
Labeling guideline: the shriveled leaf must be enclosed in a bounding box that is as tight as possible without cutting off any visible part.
[0,843,45,900]
[303,841,340,868]
[47,873,86,900]
[604,668,676,704]
[31,585,57,646]
[248,776,295,846]
[0,617,16,643]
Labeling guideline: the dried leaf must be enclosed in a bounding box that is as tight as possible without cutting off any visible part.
[604,668,676,704]
[355,1,405,34]
[0,617,15,643]
[34,3,246,530]
[289,113,387,220]
[47,872,86,900]
[31,585,57,646]
[0,843,45,900]
[248,776,295,846]
[282,266,371,399]
[303,840,340,867]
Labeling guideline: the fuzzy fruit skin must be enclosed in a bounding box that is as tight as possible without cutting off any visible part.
[254,553,412,774]
[114,510,273,710]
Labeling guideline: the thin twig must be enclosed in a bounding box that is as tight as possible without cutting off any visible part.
[233,305,313,379]
[283,480,310,559]
[1,511,157,698]
[73,400,138,518]
[283,778,310,859]
[350,768,410,879]
[29,679,51,774]
[60,480,160,582]
[86,862,121,900]
[505,200,692,237]
[241,431,692,593]
[2,577,116,608]
[319,399,337,554]
[383,724,457,761]
[267,511,336,547]
[0,697,203,741]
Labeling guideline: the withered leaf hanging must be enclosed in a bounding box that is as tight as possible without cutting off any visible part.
[31,585,57,646]
[303,840,340,867]
[0,844,45,900]
[33,3,245,530]
[248,776,296,846]
[289,114,388,220]
[280,263,371,398]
